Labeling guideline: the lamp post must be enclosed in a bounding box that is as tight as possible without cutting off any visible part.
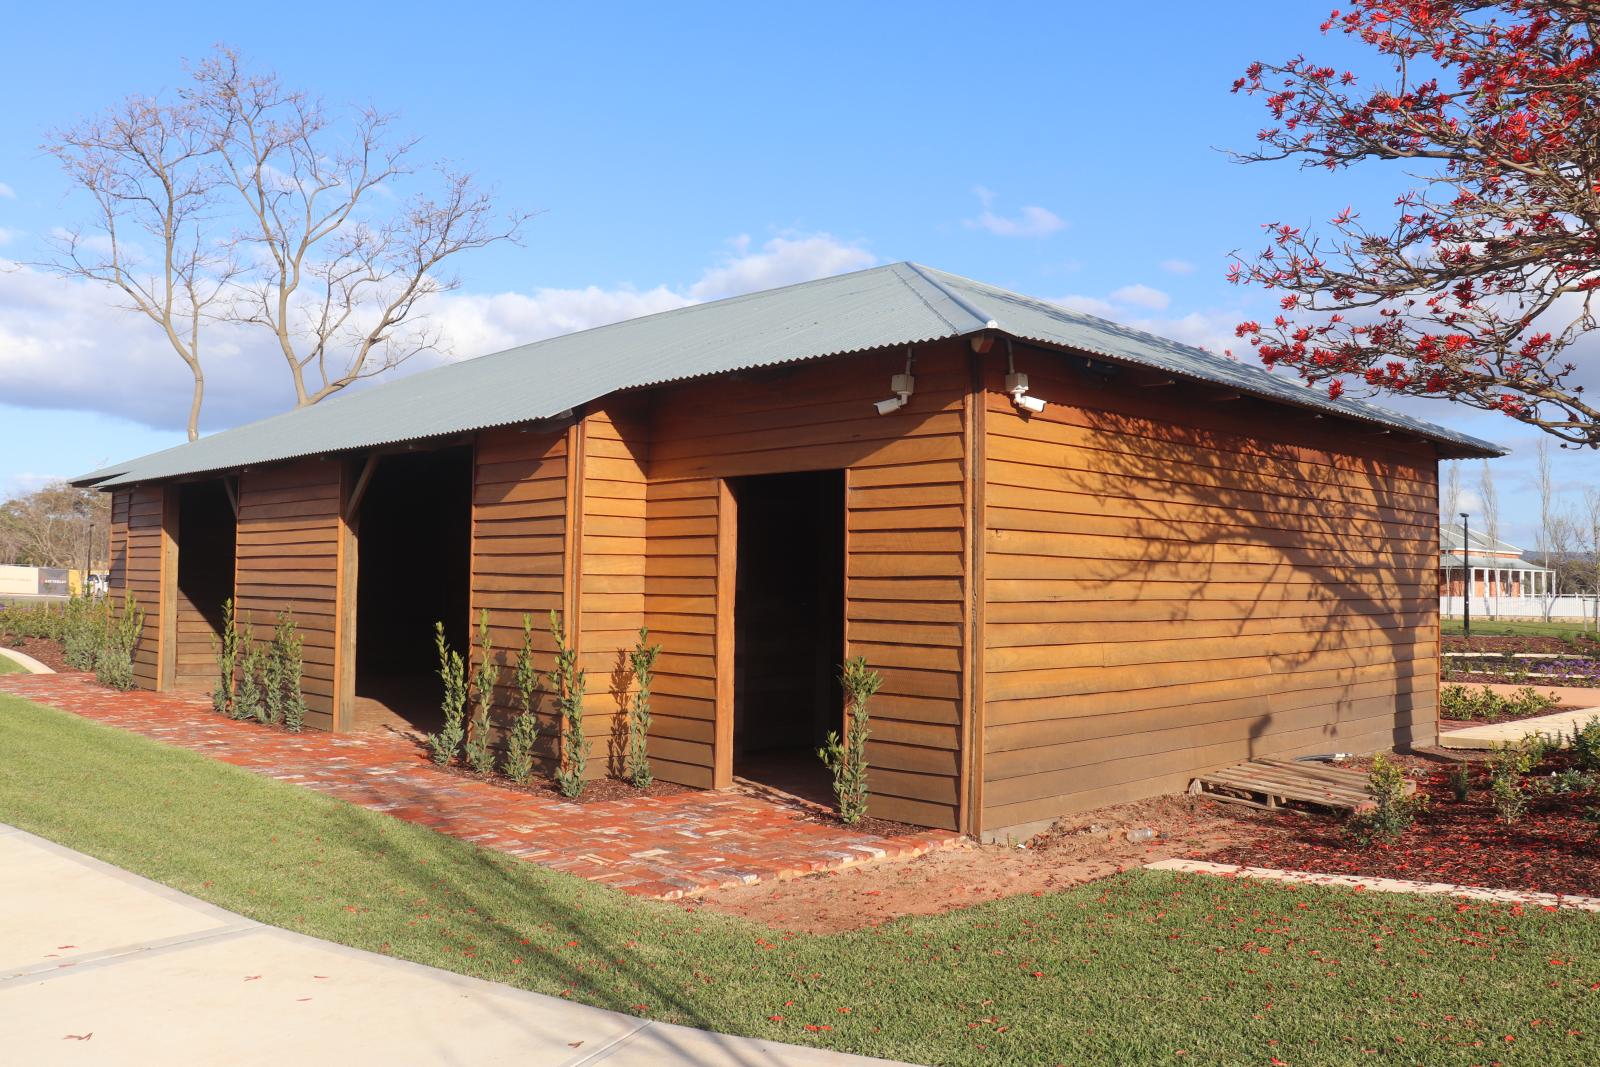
[1460,512,1471,641]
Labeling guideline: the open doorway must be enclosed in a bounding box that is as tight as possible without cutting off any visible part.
[354,446,473,733]
[730,469,845,803]
[172,480,237,692]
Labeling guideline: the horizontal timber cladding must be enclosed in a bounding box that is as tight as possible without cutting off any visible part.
[234,462,344,731]
[107,486,169,689]
[642,341,972,829]
[469,426,569,771]
[579,400,651,780]
[979,352,1442,834]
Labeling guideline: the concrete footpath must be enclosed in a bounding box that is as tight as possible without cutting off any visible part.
[0,825,911,1066]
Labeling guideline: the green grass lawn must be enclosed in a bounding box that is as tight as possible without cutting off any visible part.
[1443,618,1600,641]
[2,694,1597,1066]
[0,654,28,674]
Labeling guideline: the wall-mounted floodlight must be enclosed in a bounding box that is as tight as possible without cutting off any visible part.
[874,347,916,415]
[1005,339,1047,414]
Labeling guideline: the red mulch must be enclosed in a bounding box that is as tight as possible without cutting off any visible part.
[1195,752,1600,898]
[0,635,75,673]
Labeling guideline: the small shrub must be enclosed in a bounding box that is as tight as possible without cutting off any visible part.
[1507,685,1559,717]
[626,626,661,789]
[210,599,239,717]
[239,638,271,724]
[819,656,882,825]
[230,616,261,720]
[464,611,499,775]
[0,599,66,642]
[1571,716,1600,772]
[548,610,589,798]
[62,595,104,671]
[1345,752,1427,845]
[1440,683,1558,723]
[95,594,144,691]
[1447,759,1472,803]
[271,610,307,732]
[1487,740,1541,825]
[502,613,540,785]
[427,622,468,766]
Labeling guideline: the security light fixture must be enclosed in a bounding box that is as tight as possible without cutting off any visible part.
[874,347,916,416]
[1005,339,1047,414]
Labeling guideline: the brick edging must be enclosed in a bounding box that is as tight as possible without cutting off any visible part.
[1146,858,1600,912]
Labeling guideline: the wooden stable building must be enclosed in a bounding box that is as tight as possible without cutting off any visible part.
[77,264,1501,838]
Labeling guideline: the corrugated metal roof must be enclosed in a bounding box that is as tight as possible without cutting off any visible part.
[75,261,1503,487]
[1441,525,1526,555]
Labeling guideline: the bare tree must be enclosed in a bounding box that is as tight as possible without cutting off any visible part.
[191,49,529,406]
[1479,459,1500,620]
[1535,439,1558,620]
[42,46,528,431]
[42,96,236,440]
[1441,461,1461,528]
[0,483,110,570]
[1586,488,1600,631]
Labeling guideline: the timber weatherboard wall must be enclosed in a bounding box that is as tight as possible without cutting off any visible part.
[640,341,972,830]
[469,426,569,769]
[977,352,1440,834]
[106,486,171,690]
[233,461,345,731]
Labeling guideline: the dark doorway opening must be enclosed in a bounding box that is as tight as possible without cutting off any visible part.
[354,446,473,733]
[731,469,845,804]
[173,480,237,692]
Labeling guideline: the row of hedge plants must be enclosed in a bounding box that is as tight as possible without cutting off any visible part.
[210,600,309,731]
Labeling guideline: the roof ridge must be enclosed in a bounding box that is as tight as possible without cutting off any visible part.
[893,262,997,334]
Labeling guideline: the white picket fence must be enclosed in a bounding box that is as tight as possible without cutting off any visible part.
[1440,594,1600,623]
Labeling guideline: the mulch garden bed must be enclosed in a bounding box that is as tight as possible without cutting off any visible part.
[0,634,74,673]
[1444,634,1600,655]
[1193,751,1600,898]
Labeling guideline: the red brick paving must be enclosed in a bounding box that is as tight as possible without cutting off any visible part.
[0,673,962,899]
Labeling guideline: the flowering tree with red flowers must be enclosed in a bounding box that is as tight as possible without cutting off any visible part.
[1230,2,1600,446]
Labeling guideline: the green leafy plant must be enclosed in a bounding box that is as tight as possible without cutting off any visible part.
[625,626,661,789]
[427,621,468,766]
[547,610,588,798]
[210,598,239,717]
[1570,716,1600,772]
[62,594,104,671]
[1439,683,1558,723]
[1345,752,1428,846]
[94,594,144,691]
[820,656,882,825]
[228,615,260,720]
[1486,738,1544,825]
[238,635,271,724]
[271,610,307,732]
[464,611,499,774]
[1447,759,1472,803]
[502,613,541,785]
[0,599,67,642]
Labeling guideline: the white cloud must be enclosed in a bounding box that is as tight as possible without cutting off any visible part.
[1160,258,1195,275]
[964,186,1065,238]
[0,182,15,200]
[1108,283,1171,311]
[689,233,875,300]
[0,231,877,433]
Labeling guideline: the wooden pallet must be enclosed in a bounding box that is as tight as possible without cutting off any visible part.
[1188,757,1409,814]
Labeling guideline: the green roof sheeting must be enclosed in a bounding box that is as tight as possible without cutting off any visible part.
[74,262,1503,488]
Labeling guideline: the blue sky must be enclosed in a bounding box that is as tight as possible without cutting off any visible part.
[1,1,1594,544]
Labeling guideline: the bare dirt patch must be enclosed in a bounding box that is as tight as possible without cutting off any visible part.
[680,794,1256,933]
